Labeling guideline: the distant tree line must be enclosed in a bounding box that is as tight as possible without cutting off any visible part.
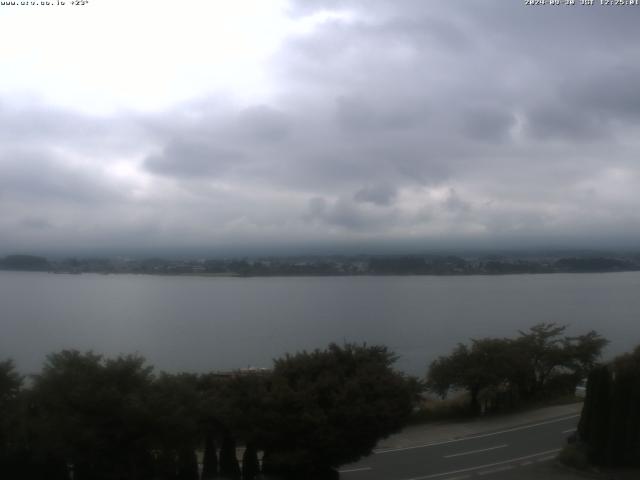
[576,345,640,467]
[3,253,640,276]
[0,344,419,480]
[0,255,50,271]
[426,323,608,414]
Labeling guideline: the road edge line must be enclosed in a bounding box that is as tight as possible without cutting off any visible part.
[375,414,579,454]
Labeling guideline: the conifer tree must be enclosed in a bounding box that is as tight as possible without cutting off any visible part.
[588,365,611,465]
[177,447,199,480]
[577,346,640,467]
[241,443,260,480]
[157,449,178,480]
[201,433,218,480]
[219,434,241,479]
[577,367,599,444]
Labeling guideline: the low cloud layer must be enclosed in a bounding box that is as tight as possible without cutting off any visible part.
[1,1,640,254]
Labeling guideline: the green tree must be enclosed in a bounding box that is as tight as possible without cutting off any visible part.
[177,447,199,480]
[242,443,260,480]
[149,373,200,448]
[427,324,607,413]
[578,346,640,467]
[563,330,610,382]
[427,338,516,414]
[2,344,425,479]
[609,346,640,465]
[201,433,218,480]
[515,323,570,398]
[30,350,155,480]
[514,323,606,399]
[0,359,22,403]
[148,372,202,480]
[426,345,463,400]
[219,433,241,479]
[0,359,24,477]
[259,343,419,478]
[203,374,269,446]
[578,365,612,465]
[156,449,178,480]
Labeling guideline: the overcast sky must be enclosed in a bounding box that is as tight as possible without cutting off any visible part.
[1,0,640,255]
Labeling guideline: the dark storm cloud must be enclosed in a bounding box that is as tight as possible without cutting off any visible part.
[3,0,640,251]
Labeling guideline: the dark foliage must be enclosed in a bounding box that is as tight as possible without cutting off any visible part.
[555,257,632,273]
[219,434,241,479]
[427,323,607,414]
[28,351,156,480]
[1,343,419,479]
[0,254,49,271]
[201,433,218,479]
[368,256,429,274]
[259,343,420,475]
[241,443,260,480]
[177,448,199,480]
[577,346,640,467]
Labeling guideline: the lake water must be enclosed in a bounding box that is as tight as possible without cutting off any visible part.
[2,270,640,376]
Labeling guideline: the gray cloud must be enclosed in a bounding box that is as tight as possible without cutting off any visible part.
[236,105,291,143]
[462,107,515,143]
[443,188,471,214]
[0,149,124,204]
[2,1,640,252]
[306,196,398,232]
[354,184,397,206]
[19,217,53,230]
[0,100,148,156]
[576,66,640,120]
[336,95,428,133]
[144,141,246,178]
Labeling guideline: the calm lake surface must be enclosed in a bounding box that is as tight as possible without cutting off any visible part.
[2,270,640,376]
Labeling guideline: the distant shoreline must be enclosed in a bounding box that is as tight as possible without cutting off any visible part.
[3,253,640,278]
[2,268,640,279]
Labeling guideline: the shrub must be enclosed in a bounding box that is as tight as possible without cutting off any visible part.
[558,444,589,470]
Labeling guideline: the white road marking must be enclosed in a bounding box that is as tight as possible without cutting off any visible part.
[375,414,579,454]
[478,465,514,475]
[400,448,561,480]
[536,455,557,462]
[443,444,508,459]
[562,428,577,434]
[338,466,372,473]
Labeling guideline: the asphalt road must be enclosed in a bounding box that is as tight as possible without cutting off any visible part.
[339,414,579,480]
